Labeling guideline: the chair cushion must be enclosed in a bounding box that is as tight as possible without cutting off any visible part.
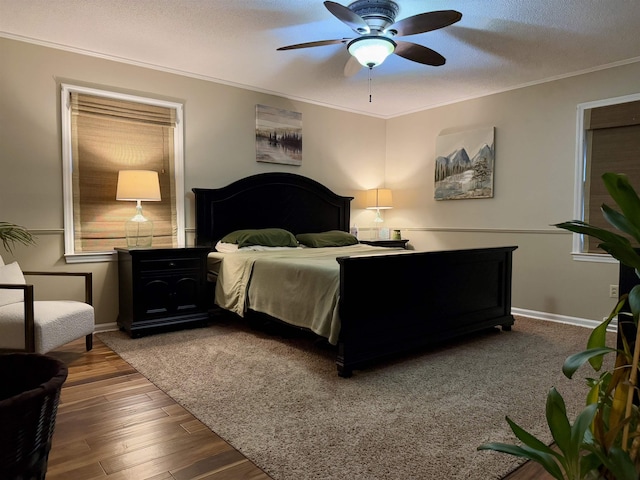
[0,301,94,354]
[0,262,26,307]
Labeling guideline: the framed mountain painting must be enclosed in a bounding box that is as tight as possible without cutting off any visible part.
[434,127,495,200]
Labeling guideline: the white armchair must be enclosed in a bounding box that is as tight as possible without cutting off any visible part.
[0,257,94,354]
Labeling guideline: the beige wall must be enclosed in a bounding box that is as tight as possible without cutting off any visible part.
[0,38,386,326]
[385,61,640,321]
[1,36,639,327]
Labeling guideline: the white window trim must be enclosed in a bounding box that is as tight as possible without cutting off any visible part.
[572,92,640,264]
[60,84,185,263]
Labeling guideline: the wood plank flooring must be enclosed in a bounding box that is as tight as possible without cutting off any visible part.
[44,336,551,480]
[46,336,271,480]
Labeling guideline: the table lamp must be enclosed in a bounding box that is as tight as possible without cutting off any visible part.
[366,188,393,239]
[116,170,161,247]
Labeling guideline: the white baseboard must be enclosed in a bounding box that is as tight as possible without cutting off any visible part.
[512,307,618,333]
[92,310,618,336]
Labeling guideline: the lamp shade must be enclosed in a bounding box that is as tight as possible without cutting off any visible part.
[366,188,393,210]
[347,36,396,68]
[116,170,161,201]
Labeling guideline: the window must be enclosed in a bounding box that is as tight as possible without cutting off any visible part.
[61,84,185,263]
[573,93,640,261]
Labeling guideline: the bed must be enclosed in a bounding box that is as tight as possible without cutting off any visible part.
[193,172,517,377]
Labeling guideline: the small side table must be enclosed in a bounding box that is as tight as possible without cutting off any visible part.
[116,246,211,337]
[359,239,409,249]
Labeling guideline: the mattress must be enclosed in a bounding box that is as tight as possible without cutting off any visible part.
[208,244,399,344]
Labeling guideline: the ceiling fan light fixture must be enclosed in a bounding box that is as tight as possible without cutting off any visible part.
[347,36,396,68]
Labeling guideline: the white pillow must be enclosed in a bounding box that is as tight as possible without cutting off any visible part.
[215,241,240,253]
[243,245,302,251]
[215,241,302,253]
[0,261,26,307]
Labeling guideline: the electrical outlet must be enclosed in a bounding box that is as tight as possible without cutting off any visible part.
[609,284,619,298]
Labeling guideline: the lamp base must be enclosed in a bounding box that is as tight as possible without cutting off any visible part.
[125,210,153,248]
[371,208,384,240]
[370,226,390,240]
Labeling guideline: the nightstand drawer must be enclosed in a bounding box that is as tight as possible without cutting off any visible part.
[139,257,201,272]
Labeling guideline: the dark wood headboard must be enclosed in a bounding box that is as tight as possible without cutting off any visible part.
[193,172,353,247]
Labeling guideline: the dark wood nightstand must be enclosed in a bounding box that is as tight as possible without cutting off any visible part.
[359,239,409,249]
[116,246,211,337]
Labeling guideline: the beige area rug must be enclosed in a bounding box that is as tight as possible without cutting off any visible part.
[98,316,614,480]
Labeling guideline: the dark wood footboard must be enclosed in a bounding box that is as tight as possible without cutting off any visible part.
[336,246,517,377]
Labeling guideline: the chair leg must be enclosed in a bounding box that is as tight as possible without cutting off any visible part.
[85,334,93,351]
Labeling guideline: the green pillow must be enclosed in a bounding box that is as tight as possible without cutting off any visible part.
[296,230,358,248]
[221,228,298,248]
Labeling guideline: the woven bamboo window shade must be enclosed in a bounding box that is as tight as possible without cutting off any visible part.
[70,92,178,252]
[584,100,640,253]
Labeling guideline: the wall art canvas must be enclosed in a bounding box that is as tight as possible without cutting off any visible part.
[255,104,302,166]
[434,127,495,200]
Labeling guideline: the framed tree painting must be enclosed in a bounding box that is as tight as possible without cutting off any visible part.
[434,127,495,200]
[255,104,302,166]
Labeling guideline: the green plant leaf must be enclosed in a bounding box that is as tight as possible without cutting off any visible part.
[601,203,640,244]
[0,221,36,253]
[585,381,599,406]
[604,447,639,480]
[553,220,632,246]
[602,172,640,229]
[628,284,640,322]
[546,388,571,455]
[568,403,598,461]
[505,416,559,457]
[554,219,640,268]
[584,444,639,480]
[585,296,627,370]
[579,452,602,478]
[598,241,640,271]
[562,347,617,378]
[587,297,624,350]
[477,443,565,480]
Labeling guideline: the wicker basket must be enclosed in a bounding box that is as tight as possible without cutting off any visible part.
[0,353,68,480]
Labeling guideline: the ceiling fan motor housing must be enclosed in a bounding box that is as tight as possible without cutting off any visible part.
[277,1,461,70]
[348,0,399,33]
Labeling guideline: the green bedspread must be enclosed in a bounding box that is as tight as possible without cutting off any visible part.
[212,245,398,345]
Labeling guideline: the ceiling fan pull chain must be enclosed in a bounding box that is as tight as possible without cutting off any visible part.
[368,66,373,102]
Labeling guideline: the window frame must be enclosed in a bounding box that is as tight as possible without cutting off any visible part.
[572,92,640,264]
[60,84,185,263]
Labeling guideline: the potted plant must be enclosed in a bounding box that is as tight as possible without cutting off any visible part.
[478,172,640,480]
[0,221,36,253]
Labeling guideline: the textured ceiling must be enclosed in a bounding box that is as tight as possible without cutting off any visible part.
[2,0,639,118]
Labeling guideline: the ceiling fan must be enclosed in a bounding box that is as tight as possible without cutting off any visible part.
[277,0,462,75]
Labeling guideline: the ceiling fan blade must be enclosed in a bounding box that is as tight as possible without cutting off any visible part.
[387,10,462,37]
[277,38,349,51]
[343,55,362,77]
[394,41,446,66]
[324,1,370,34]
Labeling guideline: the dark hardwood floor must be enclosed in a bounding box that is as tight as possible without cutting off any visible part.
[46,336,271,480]
[502,460,554,480]
[45,336,551,480]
